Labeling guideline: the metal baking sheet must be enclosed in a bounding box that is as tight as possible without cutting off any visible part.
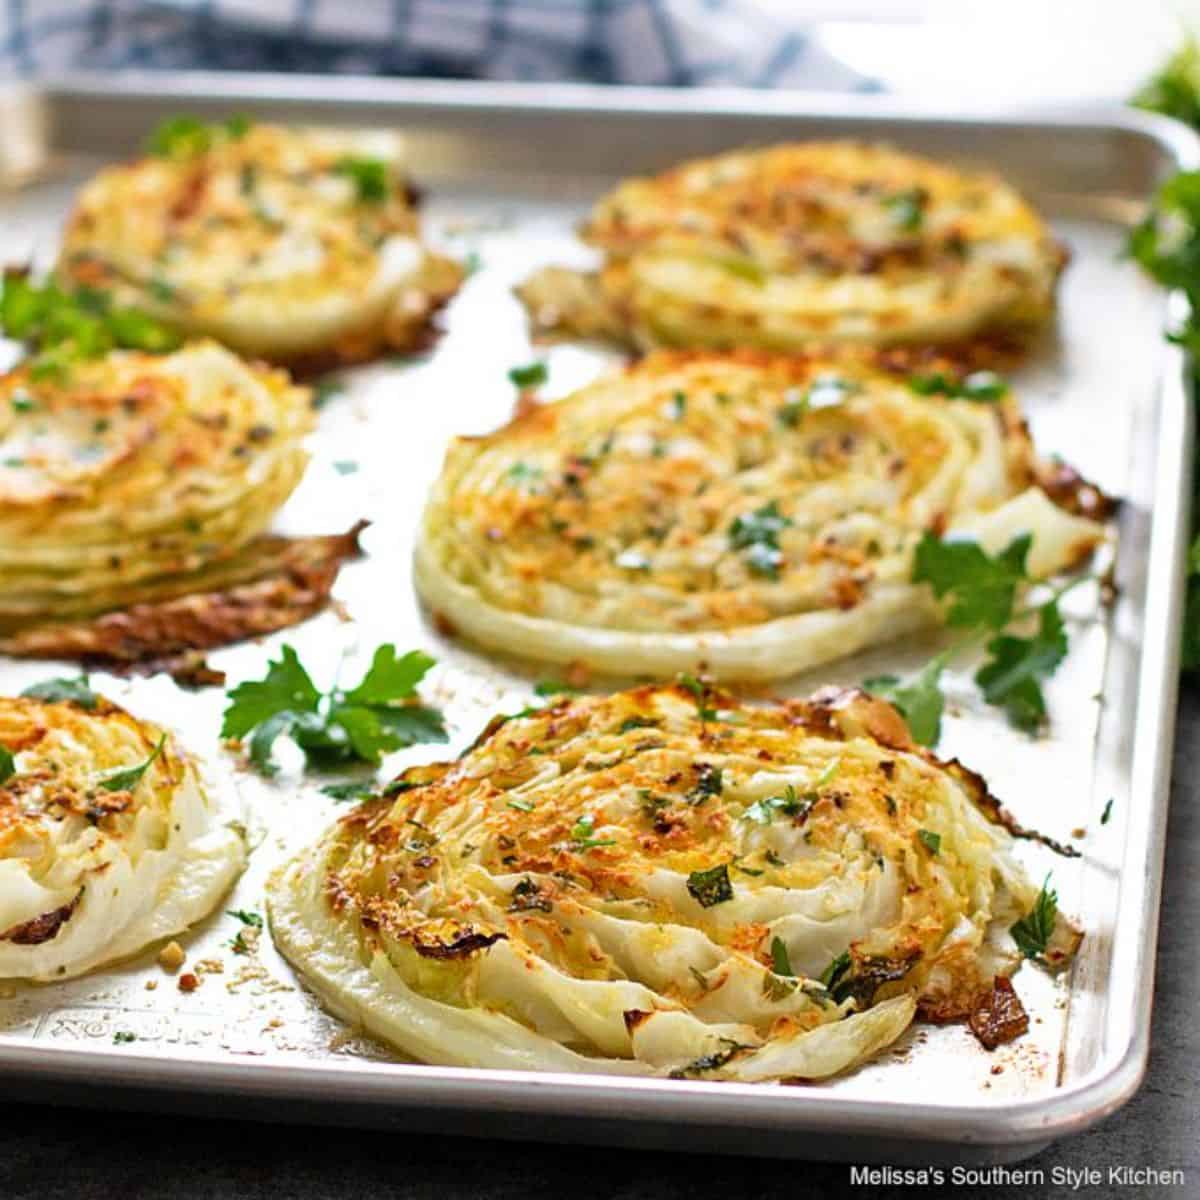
[0,74,1194,1164]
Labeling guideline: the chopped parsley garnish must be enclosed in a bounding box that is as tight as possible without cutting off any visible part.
[145,114,250,159]
[227,909,263,928]
[507,798,535,813]
[20,675,99,709]
[569,813,616,850]
[533,679,578,697]
[507,361,548,389]
[820,950,852,991]
[742,785,812,826]
[729,500,792,580]
[686,863,733,908]
[884,187,926,232]
[320,781,379,802]
[770,936,794,977]
[908,369,1008,402]
[98,734,165,793]
[686,763,723,805]
[221,644,446,776]
[917,829,941,855]
[112,1031,137,1045]
[668,1037,750,1078]
[1101,797,1114,825]
[0,744,14,785]
[1010,876,1058,961]
[10,393,35,413]
[668,391,687,420]
[504,461,543,485]
[333,156,390,203]
[1,271,181,376]
[677,673,720,722]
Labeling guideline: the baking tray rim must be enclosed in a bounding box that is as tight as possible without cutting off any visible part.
[0,75,1196,1150]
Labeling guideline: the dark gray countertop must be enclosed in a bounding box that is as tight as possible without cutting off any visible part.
[2,689,1198,1199]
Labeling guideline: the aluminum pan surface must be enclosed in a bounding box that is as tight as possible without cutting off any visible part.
[0,78,1192,1158]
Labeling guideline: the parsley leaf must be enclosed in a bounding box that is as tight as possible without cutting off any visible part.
[341,645,434,706]
[884,188,926,232]
[917,829,941,855]
[1101,797,1114,825]
[913,531,1031,630]
[508,361,548,389]
[533,679,578,697]
[320,781,378,802]
[864,654,947,747]
[1010,876,1058,961]
[98,734,166,793]
[908,369,1008,402]
[333,156,389,203]
[729,500,792,580]
[770,936,794,977]
[222,644,445,775]
[820,950,852,991]
[569,813,616,850]
[221,645,321,739]
[0,744,14,785]
[20,675,99,709]
[227,909,263,928]
[974,601,1068,733]
[687,863,734,908]
[0,271,181,375]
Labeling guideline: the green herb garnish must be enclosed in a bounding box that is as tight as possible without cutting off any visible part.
[1010,876,1058,961]
[508,361,548,389]
[569,813,616,850]
[20,675,99,709]
[0,744,14,785]
[686,863,733,908]
[864,655,948,747]
[0,271,181,376]
[917,829,941,855]
[333,156,389,203]
[228,909,263,928]
[770,936,794,977]
[729,500,792,580]
[221,644,446,776]
[98,734,165,793]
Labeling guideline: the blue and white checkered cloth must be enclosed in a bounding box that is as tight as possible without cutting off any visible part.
[0,0,871,88]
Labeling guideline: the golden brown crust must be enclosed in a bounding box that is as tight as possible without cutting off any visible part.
[0,522,364,681]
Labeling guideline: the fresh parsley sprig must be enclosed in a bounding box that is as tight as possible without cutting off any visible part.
[0,744,14,785]
[221,644,447,776]
[1010,876,1059,961]
[866,532,1090,744]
